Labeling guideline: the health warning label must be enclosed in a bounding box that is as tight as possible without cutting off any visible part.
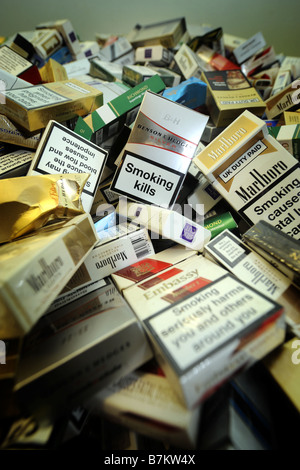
[111,151,185,208]
[4,85,70,109]
[241,165,300,240]
[144,274,279,372]
[28,121,108,212]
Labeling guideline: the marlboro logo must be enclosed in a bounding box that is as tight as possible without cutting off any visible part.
[196,114,259,171]
[207,128,247,160]
[234,160,289,202]
[26,256,64,293]
[95,251,128,270]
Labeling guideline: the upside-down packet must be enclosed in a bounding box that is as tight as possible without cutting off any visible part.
[0,173,90,243]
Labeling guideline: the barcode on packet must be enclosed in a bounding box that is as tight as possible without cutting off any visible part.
[130,233,152,259]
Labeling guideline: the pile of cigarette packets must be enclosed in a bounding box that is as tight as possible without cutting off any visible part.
[0,17,299,451]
